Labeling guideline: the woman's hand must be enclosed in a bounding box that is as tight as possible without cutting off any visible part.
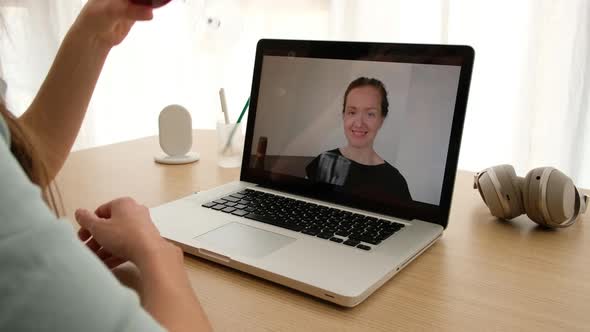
[75,197,167,267]
[77,226,127,269]
[74,0,154,49]
[76,198,212,331]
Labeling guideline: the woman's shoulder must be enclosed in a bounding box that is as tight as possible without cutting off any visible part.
[322,148,342,156]
[380,161,405,176]
[0,140,164,330]
[0,139,54,238]
[311,149,342,163]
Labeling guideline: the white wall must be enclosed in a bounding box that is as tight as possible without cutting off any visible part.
[251,56,460,205]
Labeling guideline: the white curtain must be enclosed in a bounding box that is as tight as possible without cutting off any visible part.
[0,0,84,141]
[1,0,589,188]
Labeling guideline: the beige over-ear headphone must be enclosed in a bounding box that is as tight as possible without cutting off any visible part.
[473,165,588,228]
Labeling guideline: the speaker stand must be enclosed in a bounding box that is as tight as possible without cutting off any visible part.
[154,152,200,165]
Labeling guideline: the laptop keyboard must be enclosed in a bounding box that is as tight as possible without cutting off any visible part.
[202,189,405,251]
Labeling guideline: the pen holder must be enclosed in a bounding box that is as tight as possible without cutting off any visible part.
[216,122,244,168]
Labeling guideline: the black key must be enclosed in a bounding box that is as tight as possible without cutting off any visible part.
[212,204,225,210]
[380,221,391,227]
[341,225,354,232]
[231,193,246,199]
[234,204,247,210]
[381,224,393,230]
[213,200,226,205]
[245,213,279,226]
[351,223,367,231]
[348,233,364,241]
[202,202,216,208]
[357,244,371,251]
[238,199,251,205]
[363,229,379,236]
[302,228,321,236]
[329,237,344,243]
[224,202,237,207]
[283,224,304,232]
[245,207,256,212]
[343,239,360,247]
[222,196,240,202]
[364,225,377,232]
[232,210,248,217]
[222,207,236,213]
[361,236,381,245]
[317,232,333,239]
[335,230,351,237]
[326,207,338,215]
[298,221,312,228]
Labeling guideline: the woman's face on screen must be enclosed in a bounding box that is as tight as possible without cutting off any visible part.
[343,86,384,149]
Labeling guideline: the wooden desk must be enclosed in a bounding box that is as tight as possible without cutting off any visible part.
[56,130,590,331]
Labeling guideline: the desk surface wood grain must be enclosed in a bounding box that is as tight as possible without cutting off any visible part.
[56,130,590,331]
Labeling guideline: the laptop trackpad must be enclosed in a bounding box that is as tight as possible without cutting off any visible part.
[194,223,296,258]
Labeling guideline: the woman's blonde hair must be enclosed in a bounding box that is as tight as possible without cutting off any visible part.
[0,103,62,216]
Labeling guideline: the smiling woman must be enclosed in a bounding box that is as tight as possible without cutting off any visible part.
[341,78,389,163]
[305,77,412,202]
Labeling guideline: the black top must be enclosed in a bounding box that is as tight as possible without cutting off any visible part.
[305,149,412,203]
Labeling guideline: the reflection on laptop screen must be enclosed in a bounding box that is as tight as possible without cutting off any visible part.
[243,41,473,226]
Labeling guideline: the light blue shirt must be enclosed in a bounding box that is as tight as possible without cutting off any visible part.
[0,115,164,331]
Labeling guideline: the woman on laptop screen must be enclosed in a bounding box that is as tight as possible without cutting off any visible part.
[305,77,412,202]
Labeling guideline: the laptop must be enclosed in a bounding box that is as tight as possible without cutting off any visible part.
[151,39,474,307]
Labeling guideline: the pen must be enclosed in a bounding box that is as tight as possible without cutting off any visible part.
[219,88,230,124]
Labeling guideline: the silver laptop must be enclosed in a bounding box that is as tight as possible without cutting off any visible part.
[151,39,474,307]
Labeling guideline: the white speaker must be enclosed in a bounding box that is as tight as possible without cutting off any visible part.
[154,104,200,165]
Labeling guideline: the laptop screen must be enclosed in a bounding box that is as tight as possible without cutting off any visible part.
[241,40,474,227]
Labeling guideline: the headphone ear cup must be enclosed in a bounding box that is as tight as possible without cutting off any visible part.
[545,169,575,226]
[475,165,524,219]
[476,172,506,218]
[523,167,576,227]
[493,165,525,219]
